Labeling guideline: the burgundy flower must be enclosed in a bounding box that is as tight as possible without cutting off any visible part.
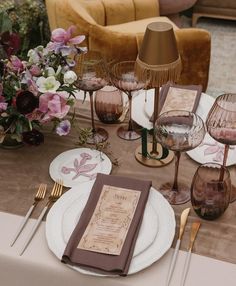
[1,31,20,58]
[22,129,44,146]
[16,90,39,114]
[0,61,4,77]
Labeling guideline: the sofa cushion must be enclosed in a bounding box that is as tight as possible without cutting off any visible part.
[133,0,160,20]
[101,0,135,25]
[105,16,178,34]
[80,0,105,26]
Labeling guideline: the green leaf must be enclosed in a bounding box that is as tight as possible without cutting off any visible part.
[0,11,12,33]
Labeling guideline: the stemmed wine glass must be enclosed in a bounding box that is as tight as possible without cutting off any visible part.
[75,51,108,144]
[155,110,206,204]
[206,93,236,202]
[109,61,147,140]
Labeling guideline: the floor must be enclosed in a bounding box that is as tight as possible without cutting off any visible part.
[182,16,236,97]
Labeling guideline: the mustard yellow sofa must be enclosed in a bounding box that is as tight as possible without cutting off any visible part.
[45,0,211,91]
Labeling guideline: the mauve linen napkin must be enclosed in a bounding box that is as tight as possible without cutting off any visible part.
[62,173,152,276]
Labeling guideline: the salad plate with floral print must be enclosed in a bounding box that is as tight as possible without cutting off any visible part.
[49,148,112,187]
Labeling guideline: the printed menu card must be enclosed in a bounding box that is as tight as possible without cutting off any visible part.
[62,173,151,276]
[77,185,141,255]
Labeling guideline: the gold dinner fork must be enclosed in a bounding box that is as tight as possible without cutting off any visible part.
[19,180,63,256]
[10,184,47,247]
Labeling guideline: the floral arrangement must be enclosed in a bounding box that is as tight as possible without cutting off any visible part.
[0,26,86,145]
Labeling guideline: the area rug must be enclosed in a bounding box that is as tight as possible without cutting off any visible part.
[182,16,236,97]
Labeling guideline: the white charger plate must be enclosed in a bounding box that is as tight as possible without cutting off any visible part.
[61,193,158,258]
[131,90,215,130]
[187,133,236,166]
[49,148,112,187]
[45,184,175,276]
[132,90,236,165]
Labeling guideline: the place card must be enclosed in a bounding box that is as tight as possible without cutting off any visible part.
[159,82,202,114]
[150,83,202,122]
[77,184,141,255]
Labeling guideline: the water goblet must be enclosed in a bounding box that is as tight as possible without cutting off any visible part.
[94,86,123,123]
[109,61,147,140]
[75,51,108,144]
[206,93,236,202]
[191,163,231,220]
[155,110,206,204]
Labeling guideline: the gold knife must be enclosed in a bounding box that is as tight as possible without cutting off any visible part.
[166,208,190,286]
[180,221,201,286]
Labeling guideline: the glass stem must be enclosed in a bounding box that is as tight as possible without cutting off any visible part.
[219,144,229,181]
[89,91,96,132]
[127,92,133,131]
[172,151,181,191]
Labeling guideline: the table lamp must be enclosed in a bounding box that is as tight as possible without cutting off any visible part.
[135,22,182,167]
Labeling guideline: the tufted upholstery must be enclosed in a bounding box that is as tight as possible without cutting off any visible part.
[45,0,211,91]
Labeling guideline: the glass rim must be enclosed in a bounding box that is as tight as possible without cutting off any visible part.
[196,162,230,181]
[158,109,197,116]
[155,109,204,123]
[215,93,236,113]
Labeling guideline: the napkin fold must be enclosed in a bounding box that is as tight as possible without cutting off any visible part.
[62,173,152,276]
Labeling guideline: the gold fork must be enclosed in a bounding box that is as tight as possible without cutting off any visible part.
[19,180,63,256]
[10,184,47,247]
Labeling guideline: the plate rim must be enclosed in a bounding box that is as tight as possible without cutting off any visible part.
[132,90,215,130]
[186,133,236,166]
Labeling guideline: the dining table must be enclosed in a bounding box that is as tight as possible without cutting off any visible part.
[1,94,236,286]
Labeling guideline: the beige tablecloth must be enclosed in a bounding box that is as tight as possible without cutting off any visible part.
[0,101,236,264]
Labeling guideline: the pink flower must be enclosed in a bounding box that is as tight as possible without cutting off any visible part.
[0,96,7,111]
[7,56,25,73]
[0,83,3,96]
[0,85,7,111]
[29,65,41,76]
[56,119,71,136]
[51,26,85,46]
[38,92,70,122]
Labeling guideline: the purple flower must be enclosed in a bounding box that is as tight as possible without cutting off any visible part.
[56,120,71,136]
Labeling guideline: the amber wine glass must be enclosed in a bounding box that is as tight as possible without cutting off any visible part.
[75,51,108,144]
[155,110,206,204]
[206,93,236,202]
[109,61,147,140]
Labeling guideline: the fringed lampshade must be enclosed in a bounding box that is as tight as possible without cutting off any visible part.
[135,22,182,167]
[136,22,181,87]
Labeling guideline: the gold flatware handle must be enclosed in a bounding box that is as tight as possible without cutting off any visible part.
[179,208,191,240]
[189,221,201,251]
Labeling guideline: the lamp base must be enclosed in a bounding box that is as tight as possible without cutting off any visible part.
[135,143,174,167]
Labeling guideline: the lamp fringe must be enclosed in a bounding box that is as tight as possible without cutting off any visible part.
[135,56,182,87]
